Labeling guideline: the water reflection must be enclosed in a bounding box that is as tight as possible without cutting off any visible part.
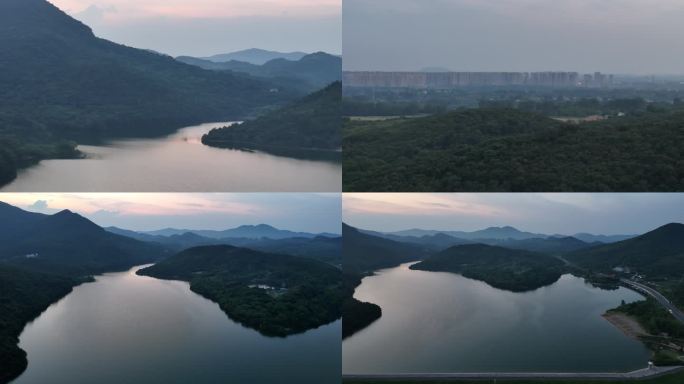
[14,265,341,384]
[2,123,341,192]
[343,263,650,374]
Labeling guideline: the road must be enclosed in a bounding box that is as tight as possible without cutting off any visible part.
[344,365,684,381]
[621,279,684,323]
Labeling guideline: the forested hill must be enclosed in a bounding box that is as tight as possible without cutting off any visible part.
[202,82,341,157]
[342,223,427,275]
[0,202,168,277]
[343,107,684,192]
[566,223,684,277]
[138,245,343,337]
[177,52,342,89]
[0,265,80,384]
[0,0,295,185]
[410,243,565,292]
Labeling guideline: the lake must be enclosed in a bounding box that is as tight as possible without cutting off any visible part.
[12,265,341,384]
[343,263,651,374]
[1,123,341,192]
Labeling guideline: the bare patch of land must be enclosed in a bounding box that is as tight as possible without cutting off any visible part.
[604,311,649,338]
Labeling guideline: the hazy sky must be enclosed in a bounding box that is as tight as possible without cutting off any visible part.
[49,0,341,56]
[1,193,341,233]
[344,193,684,235]
[343,0,684,74]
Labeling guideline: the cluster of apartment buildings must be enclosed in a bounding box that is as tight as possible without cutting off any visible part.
[343,71,614,88]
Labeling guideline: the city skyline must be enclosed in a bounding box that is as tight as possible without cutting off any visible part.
[0,193,341,233]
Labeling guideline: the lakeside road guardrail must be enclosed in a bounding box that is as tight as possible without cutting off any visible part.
[621,279,684,323]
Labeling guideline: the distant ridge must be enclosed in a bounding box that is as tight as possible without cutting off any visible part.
[367,226,634,244]
[388,226,547,241]
[139,224,338,240]
[177,52,342,89]
[202,48,308,65]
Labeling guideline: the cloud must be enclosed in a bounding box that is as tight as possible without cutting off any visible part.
[0,193,340,233]
[343,193,684,235]
[28,200,49,210]
[343,193,504,217]
[74,4,118,24]
[54,0,340,21]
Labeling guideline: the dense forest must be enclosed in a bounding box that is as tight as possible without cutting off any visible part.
[0,265,82,384]
[138,245,343,336]
[566,223,684,277]
[342,273,381,339]
[0,0,297,186]
[202,82,341,159]
[343,100,447,117]
[410,244,565,292]
[342,224,427,275]
[344,84,684,112]
[343,107,684,192]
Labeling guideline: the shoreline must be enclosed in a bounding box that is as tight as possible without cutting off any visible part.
[603,311,649,339]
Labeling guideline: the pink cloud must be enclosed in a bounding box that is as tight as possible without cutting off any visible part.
[0,193,258,217]
[343,193,504,218]
[51,0,340,21]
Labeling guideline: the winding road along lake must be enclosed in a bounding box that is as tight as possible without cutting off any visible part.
[343,263,650,374]
[12,265,341,384]
[1,123,341,192]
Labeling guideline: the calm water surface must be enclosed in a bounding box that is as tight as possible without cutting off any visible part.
[13,265,341,384]
[1,123,341,192]
[343,263,650,374]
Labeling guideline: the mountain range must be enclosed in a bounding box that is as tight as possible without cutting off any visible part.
[200,49,308,65]
[109,223,337,240]
[177,52,341,89]
[106,226,341,266]
[0,0,296,186]
[359,225,632,254]
[0,202,167,277]
[375,226,633,242]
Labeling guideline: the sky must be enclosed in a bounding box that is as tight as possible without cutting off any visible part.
[343,0,684,74]
[0,193,341,234]
[49,0,341,57]
[344,193,684,236]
